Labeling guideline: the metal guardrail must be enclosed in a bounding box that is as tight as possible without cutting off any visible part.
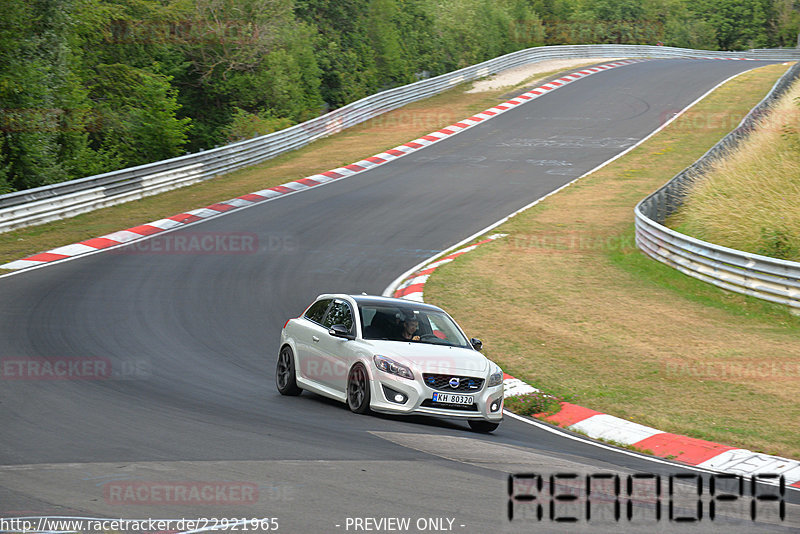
[635,62,800,310]
[2,44,799,233]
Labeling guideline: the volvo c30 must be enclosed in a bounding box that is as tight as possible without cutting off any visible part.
[276,294,504,432]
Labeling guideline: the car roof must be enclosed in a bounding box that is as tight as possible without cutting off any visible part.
[317,293,444,312]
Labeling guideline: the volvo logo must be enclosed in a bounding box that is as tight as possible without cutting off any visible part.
[448,377,460,388]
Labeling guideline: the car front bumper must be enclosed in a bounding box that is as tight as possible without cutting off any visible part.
[368,371,504,422]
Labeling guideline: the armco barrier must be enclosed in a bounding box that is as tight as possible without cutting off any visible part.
[2,44,800,233]
[635,62,800,311]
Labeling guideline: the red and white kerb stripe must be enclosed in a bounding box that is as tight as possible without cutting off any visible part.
[393,237,800,488]
[3,60,642,271]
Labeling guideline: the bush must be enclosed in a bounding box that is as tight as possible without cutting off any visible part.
[504,391,562,416]
[224,108,293,142]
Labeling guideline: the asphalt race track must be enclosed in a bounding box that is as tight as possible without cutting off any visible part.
[1,59,798,533]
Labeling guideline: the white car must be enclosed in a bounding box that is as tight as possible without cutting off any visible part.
[276,294,504,432]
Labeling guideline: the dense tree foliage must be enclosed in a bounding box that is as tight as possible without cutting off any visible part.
[1,0,798,193]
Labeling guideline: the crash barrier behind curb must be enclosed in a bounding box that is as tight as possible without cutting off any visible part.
[635,62,800,311]
[2,44,800,233]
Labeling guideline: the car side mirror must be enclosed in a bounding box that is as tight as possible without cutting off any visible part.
[470,338,483,351]
[329,324,355,340]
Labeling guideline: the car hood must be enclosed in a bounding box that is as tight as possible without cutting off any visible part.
[363,340,490,374]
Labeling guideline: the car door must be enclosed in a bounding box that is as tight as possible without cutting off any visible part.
[317,299,358,392]
[294,298,332,385]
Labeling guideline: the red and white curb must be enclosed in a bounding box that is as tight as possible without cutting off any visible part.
[393,234,507,302]
[700,56,757,61]
[391,237,800,488]
[2,60,644,271]
[537,403,800,487]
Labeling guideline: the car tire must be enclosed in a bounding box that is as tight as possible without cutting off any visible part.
[468,420,500,433]
[347,363,371,414]
[276,346,302,396]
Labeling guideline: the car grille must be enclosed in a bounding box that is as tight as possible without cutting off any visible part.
[423,373,484,392]
[420,399,478,411]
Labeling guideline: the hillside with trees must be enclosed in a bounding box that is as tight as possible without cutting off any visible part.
[1,0,798,193]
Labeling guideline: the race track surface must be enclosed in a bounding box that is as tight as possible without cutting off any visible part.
[1,59,797,533]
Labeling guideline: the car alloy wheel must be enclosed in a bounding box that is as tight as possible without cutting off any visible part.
[347,363,371,414]
[276,346,302,396]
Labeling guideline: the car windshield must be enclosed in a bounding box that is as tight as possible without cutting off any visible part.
[358,303,471,348]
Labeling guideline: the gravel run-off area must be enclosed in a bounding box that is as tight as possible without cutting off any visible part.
[466,57,624,93]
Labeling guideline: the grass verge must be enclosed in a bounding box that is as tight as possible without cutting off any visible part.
[504,391,562,416]
[669,76,800,260]
[0,62,606,267]
[423,62,800,459]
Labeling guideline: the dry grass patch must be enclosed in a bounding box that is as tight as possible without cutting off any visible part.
[0,64,602,267]
[670,77,800,260]
[425,62,800,458]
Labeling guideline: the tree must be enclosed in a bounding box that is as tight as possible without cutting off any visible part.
[773,0,800,47]
[0,136,12,194]
[691,0,771,49]
[295,0,378,106]
[571,0,650,44]
[367,0,410,87]
[3,0,794,194]
[179,0,323,147]
[88,64,191,166]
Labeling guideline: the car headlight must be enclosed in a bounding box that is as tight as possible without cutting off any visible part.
[373,355,414,380]
[487,369,504,387]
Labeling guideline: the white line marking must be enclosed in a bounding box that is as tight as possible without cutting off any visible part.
[380,66,800,479]
[382,66,756,297]
[0,60,742,281]
[504,411,799,491]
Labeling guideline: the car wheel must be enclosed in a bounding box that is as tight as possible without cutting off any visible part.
[347,363,371,414]
[468,420,500,433]
[276,346,302,396]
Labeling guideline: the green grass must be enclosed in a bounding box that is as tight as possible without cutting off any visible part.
[423,62,800,459]
[669,77,800,260]
[4,59,798,458]
[503,391,562,416]
[608,225,800,325]
[0,62,606,267]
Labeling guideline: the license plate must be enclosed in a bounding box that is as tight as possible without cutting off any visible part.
[431,392,474,405]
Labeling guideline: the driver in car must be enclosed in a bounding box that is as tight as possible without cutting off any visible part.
[398,312,421,341]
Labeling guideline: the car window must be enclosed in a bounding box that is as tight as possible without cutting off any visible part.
[428,317,449,340]
[360,307,376,330]
[357,304,470,347]
[322,300,354,332]
[304,299,332,325]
